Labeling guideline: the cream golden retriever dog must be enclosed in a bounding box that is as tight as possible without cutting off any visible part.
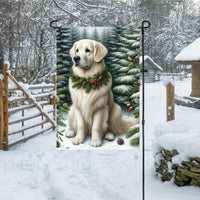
[65,39,138,147]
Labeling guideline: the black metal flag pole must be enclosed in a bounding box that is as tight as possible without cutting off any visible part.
[140,20,151,200]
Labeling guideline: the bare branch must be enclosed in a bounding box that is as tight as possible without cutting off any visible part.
[52,0,82,21]
[42,0,54,21]
[76,0,113,10]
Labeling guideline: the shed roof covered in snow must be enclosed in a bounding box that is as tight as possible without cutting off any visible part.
[175,38,200,64]
[140,55,163,71]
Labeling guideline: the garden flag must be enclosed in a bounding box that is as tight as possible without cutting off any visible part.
[56,27,140,149]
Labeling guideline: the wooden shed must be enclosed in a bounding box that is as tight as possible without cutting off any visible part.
[140,55,163,83]
[175,38,200,97]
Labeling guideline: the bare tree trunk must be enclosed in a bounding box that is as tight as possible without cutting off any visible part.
[15,2,22,78]
[8,20,14,71]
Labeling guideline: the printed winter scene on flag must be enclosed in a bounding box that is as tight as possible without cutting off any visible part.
[56,27,140,149]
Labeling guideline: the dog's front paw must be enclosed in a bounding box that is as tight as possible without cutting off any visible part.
[91,139,102,147]
[65,130,76,138]
[72,136,84,145]
[105,132,115,141]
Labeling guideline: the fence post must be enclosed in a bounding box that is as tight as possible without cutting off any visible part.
[166,82,175,121]
[3,64,8,150]
[0,78,4,150]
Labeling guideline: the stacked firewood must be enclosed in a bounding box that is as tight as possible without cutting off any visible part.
[155,148,200,187]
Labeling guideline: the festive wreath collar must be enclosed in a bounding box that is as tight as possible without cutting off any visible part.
[69,66,110,93]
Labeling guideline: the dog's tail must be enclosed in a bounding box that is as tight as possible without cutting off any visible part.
[114,118,138,136]
[108,92,138,135]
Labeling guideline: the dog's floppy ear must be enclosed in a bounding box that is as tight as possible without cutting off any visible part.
[93,41,108,62]
[69,42,77,58]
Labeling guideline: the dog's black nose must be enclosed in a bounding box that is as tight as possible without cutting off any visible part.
[74,56,80,62]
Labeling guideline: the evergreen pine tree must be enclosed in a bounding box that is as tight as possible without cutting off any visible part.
[82,27,88,39]
[91,28,100,42]
[112,29,140,117]
[56,28,72,112]
[104,27,123,89]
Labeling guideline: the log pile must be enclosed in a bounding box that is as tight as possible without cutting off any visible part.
[155,148,200,187]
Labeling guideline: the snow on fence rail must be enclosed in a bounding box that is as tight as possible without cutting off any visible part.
[0,64,56,151]
[160,73,184,81]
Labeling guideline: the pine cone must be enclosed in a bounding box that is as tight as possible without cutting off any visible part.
[117,138,124,145]
[56,140,60,148]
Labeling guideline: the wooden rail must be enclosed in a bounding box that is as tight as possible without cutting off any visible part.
[0,64,56,150]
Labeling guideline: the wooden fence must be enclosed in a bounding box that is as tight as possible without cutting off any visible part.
[160,73,184,81]
[0,64,56,151]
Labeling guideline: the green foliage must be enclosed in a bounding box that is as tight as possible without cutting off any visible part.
[69,66,110,93]
[57,112,67,127]
[126,126,140,138]
[130,137,139,146]
[57,129,64,143]
[108,28,140,116]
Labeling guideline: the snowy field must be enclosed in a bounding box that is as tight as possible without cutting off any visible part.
[0,132,141,200]
[0,78,200,200]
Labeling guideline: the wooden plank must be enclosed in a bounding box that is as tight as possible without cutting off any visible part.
[8,120,49,135]
[28,85,54,90]
[8,88,20,91]
[38,101,50,106]
[9,113,42,125]
[8,96,28,103]
[8,126,53,148]
[8,104,34,114]
[3,64,9,150]
[9,109,53,124]
[7,73,55,128]
[48,110,55,113]
[0,79,4,150]
[33,92,53,99]
[166,83,175,121]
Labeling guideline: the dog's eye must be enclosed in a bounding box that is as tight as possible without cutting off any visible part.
[76,49,79,53]
[85,48,90,53]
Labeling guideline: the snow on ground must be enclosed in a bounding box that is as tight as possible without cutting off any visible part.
[145,78,200,200]
[1,78,200,200]
[0,132,141,200]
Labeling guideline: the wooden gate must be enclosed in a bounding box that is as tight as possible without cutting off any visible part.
[0,64,56,151]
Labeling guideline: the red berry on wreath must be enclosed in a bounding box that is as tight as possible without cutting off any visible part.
[78,77,81,80]
[87,80,90,83]
[129,107,133,111]
[127,104,131,108]
[102,74,105,78]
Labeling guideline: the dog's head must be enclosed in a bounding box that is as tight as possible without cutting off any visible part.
[70,39,108,69]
